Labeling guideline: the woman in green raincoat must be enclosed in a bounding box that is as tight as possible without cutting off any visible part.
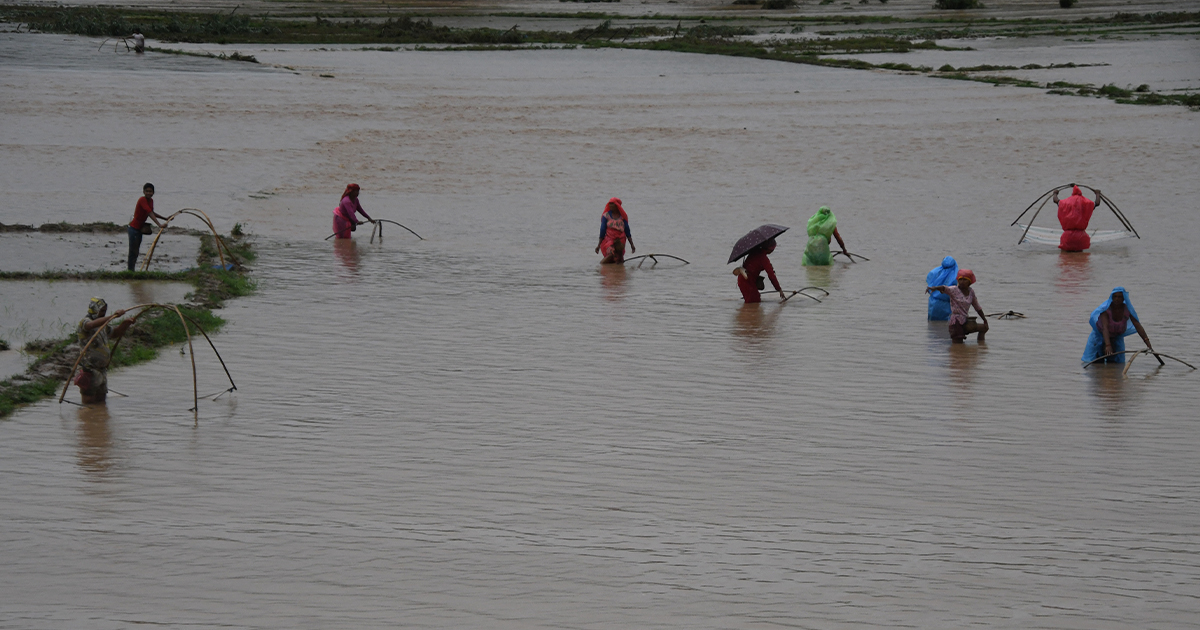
[802,206,848,266]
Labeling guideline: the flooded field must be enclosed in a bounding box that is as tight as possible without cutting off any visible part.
[2,29,1199,628]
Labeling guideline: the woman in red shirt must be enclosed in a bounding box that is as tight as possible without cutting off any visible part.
[128,183,165,271]
[734,239,785,303]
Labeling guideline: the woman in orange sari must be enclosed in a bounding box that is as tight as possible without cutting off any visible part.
[594,197,636,264]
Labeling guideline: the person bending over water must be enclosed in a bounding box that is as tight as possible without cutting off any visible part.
[734,239,785,303]
[127,183,166,271]
[1053,185,1100,252]
[927,269,989,343]
[802,206,847,266]
[74,298,135,404]
[1082,287,1152,364]
[332,183,373,239]
[595,197,635,264]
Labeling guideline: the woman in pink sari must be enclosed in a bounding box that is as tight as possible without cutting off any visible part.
[332,183,373,239]
[594,197,636,264]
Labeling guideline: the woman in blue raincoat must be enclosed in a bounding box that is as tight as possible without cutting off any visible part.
[926,256,958,320]
[1082,287,1153,364]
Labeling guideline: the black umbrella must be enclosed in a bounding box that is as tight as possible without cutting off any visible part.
[728,224,789,264]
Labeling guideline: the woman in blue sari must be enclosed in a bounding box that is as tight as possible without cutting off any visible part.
[1082,287,1153,364]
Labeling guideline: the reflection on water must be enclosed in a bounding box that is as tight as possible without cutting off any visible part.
[947,342,987,400]
[1087,363,1147,419]
[803,263,833,290]
[74,404,115,479]
[1056,251,1092,294]
[732,303,781,346]
[332,239,361,279]
[597,263,627,301]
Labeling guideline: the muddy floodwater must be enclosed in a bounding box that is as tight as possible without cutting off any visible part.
[2,31,1200,628]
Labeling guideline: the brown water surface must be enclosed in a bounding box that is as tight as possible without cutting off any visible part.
[1,32,1199,628]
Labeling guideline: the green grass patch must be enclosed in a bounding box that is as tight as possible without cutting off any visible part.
[0,378,60,417]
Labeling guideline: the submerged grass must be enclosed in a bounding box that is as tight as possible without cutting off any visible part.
[0,226,256,418]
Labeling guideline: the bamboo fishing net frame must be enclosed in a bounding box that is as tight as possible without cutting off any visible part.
[1011,184,1139,245]
[623,253,691,267]
[141,209,240,272]
[1082,349,1195,373]
[59,303,237,414]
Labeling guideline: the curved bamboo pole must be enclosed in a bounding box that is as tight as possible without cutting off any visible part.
[1084,349,1196,370]
[176,312,237,393]
[141,209,238,272]
[373,219,424,241]
[1017,191,1058,244]
[1122,349,1146,377]
[1011,186,1063,226]
[58,303,236,412]
[769,288,827,304]
[623,253,691,266]
[60,303,195,405]
[831,252,871,262]
[1013,184,1139,243]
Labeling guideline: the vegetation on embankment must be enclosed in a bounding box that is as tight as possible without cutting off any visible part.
[0,226,255,418]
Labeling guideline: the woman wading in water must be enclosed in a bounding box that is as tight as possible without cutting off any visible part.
[926,269,989,343]
[1083,287,1152,364]
[802,206,848,266]
[595,198,635,264]
[734,239,785,303]
[74,298,135,404]
[332,183,373,239]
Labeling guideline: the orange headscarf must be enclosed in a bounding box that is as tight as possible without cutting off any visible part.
[956,269,976,285]
[342,183,360,199]
[604,197,628,222]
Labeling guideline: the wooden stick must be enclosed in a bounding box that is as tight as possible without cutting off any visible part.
[1122,349,1145,377]
[177,312,237,391]
[1011,186,1065,226]
[374,219,423,240]
[1153,352,1196,370]
[142,209,236,271]
[1018,192,1058,244]
[1082,350,1140,368]
[774,289,822,304]
[623,253,690,265]
[169,305,199,414]
[1098,192,1139,238]
[831,251,870,262]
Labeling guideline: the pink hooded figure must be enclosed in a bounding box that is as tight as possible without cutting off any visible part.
[1055,185,1097,252]
[333,183,373,239]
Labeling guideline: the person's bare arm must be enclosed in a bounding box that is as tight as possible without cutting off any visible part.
[1130,315,1152,350]
[82,309,127,332]
[971,294,987,322]
[1099,311,1114,355]
[832,227,847,255]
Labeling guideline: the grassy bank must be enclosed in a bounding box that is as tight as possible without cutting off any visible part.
[0,228,256,418]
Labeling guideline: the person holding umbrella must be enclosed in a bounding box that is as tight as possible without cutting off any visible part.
[595,197,635,264]
[729,224,789,303]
